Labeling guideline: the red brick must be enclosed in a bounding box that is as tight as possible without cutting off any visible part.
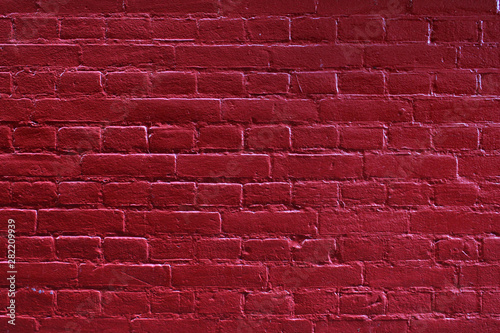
[245,292,293,315]
[321,211,408,234]
[82,154,175,177]
[40,319,128,333]
[149,127,195,151]
[244,182,290,205]
[151,291,194,313]
[461,46,500,68]
[82,45,174,67]
[342,182,386,205]
[198,72,245,96]
[387,237,432,260]
[247,73,289,94]
[172,265,266,287]
[106,72,148,96]
[127,0,218,13]
[223,211,317,235]
[388,292,432,313]
[131,319,217,332]
[196,238,241,259]
[461,265,500,287]
[199,125,243,149]
[199,18,245,42]
[0,126,12,151]
[103,126,148,152]
[15,71,55,95]
[15,17,58,39]
[151,72,196,95]
[16,288,54,315]
[0,209,35,234]
[59,182,101,205]
[291,72,336,94]
[0,262,77,288]
[483,292,500,313]
[293,239,335,263]
[413,0,497,14]
[0,72,11,94]
[435,71,477,95]
[388,73,430,95]
[0,181,10,204]
[340,292,386,315]
[459,156,500,177]
[247,125,290,150]
[57,127,101,152]
[126,211,221,236]
[78,264,170,288]
[480,183,500,205]
[13,126,56,150]
[294,290,338,314]
[58,72,102,95]
[365,45,456,69]
[38,209,124,234]
[481,73,500,95]
[270,265,362,288]
[483,237,500,260]
[387,19,428,41]
[57,290,100,315]
[273,154,363,180]
[292,17,336,42]
[293,182,339,207]
[149,238,194,260]
[318,0,409,15]
[340,237,387,261]
[12,181,57,206]
[484,20,500,42]
[365,154,457,179]
[340,127,384,149]
[197,183,241,206]
[0,45,80,67]
[177,154,269,179]
[436,291,479,314]
[338,17,384,42]
[437,238,479,261]
[320,99,412,122]
[248,18,289,42]
[61,18,105,39]
[222,0,314,15]
[198,291,242,314]
[292,126,338,149]
[434,182,478,205]
[482,126,500,150]
[102,292,149,315]
[271,45,363,70]
[0,154,80,177]
[432,19,478,42]
[152,182,195,206]
[103,182,150,207]
[107,18,151,39]
[56,236,101,260]
[177,46,269,68]
[223,99,317,123]
[0,18,12,41]
[366,265,455,288]
[151,19,197,40]
[388,126,431,149]
[126,99,221,123]
[243,239,290,261]
[16,236,54,260]
[411,210,498,234]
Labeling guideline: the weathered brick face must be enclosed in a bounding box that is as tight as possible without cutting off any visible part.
[0,0,499,331]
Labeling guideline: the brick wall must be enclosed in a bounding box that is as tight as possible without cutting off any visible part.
[0,0,499,332]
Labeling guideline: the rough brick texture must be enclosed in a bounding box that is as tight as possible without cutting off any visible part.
[0,1,499,332]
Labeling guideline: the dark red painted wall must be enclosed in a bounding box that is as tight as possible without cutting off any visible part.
[0,0,499,332]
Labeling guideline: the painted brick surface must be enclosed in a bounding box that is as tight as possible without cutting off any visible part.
[0,0,499,332]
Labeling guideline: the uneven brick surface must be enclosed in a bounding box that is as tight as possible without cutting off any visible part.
[0,1,499,332]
